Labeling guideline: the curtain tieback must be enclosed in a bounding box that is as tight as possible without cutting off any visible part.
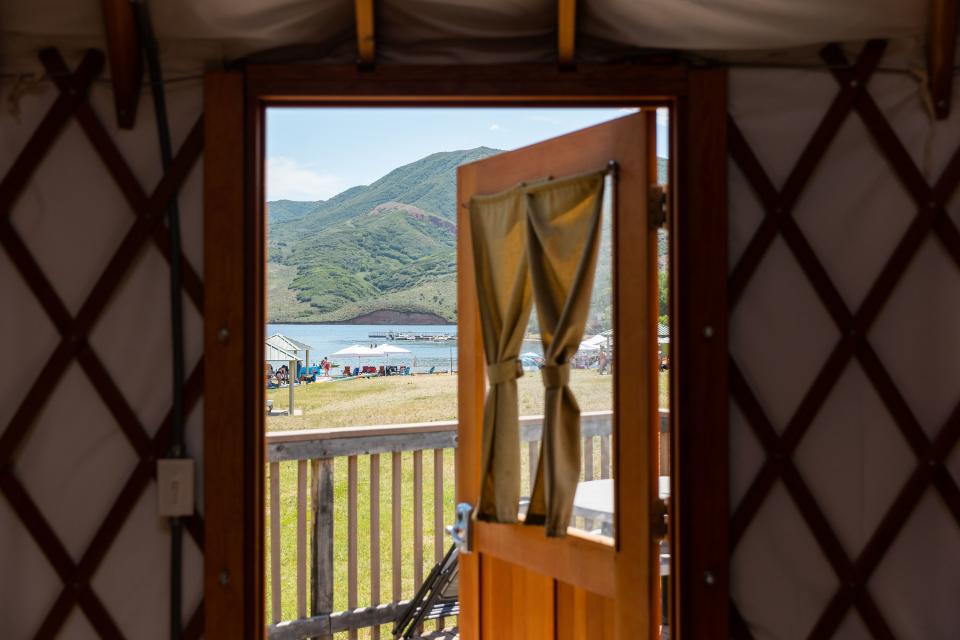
[487,358,523,384]
[540,364,570,389]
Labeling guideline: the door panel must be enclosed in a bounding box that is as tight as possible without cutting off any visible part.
[481,557,554,638]
[556,584,615,640]
[457,112,656,640]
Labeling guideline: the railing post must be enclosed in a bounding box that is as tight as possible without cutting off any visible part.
[311,458,334,640]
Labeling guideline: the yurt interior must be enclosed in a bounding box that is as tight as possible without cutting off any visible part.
[2,2,960,639]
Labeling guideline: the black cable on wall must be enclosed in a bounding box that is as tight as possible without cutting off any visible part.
[130,2,187,638]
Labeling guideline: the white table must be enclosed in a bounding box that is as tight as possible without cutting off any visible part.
[572,477,671,575]
[572,477,670,521]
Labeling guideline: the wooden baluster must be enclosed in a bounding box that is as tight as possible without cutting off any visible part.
[413,450,424,590]
[296,459,307,619]
[600,434,611,480]
[583,437,594,532]
[270,461,281,624]
[348,455,359,640]
[584,436,594,481]
[527,439,538,497]
[434,448,445,631]
[371,454,381,640]
[392,451,402,604]
[659,412,671,475]
[312,458,334,640]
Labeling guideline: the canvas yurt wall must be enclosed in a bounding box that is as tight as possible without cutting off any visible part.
[0,60,206,638]
[728,43,960,639]
[3,2,959,638]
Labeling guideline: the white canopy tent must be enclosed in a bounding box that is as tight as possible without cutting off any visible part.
[331,344,384,358]
[376,344,412,355]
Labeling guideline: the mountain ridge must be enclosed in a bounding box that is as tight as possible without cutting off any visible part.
[267,147,503,323]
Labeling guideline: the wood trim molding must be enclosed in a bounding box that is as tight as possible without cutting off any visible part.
[204,71,264,640]
[473,522,616,598]
[672,67,729,639]
[245,64,688,104]
[201,62,730,639]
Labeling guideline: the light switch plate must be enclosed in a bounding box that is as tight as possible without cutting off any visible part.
[157,458,195,517]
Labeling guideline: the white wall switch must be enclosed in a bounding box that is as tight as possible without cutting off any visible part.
[157,458,195,517]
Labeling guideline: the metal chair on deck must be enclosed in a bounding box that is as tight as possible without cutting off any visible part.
[392,544,459,639]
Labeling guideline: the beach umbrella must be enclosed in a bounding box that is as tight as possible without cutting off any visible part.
[577,341,600,352]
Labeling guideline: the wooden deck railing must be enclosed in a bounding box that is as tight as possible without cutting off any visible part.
[265,409,669,639]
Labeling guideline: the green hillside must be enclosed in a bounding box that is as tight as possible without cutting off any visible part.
[268,199,319,223]
[267,149,669,324]
[267,148,501,323]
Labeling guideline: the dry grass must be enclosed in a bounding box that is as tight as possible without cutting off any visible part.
[266,369,667,431]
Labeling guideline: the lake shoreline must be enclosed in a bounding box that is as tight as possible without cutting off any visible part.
[267,315,455,326]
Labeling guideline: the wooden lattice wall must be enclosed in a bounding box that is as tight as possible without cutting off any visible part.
[728,41,960,639]
[0,49,205,639]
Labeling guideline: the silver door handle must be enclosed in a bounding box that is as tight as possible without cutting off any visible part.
[446,502,474,553]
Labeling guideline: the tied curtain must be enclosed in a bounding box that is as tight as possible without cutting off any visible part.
[470,185,533,523]
[470,170,606,536]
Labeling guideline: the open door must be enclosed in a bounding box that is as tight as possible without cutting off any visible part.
[456,112,661,639]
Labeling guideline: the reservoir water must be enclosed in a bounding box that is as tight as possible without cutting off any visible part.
[267,323,544,372]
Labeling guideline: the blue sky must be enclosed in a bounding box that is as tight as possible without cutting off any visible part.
[266,107,668,202]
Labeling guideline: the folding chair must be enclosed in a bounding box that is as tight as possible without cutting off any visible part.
[392,544,459,639]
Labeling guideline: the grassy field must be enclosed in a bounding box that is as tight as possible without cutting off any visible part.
[265,370,669,636]
[267,368,668,431]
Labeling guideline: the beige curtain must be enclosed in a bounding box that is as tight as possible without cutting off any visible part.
[470,170,606,535]
[470,186,533,523]
[522,172,606,536]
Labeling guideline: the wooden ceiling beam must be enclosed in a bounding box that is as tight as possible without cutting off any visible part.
[355,0,376,67]
[101,0,143,129]
[927,0,958,119]
[558,0,577,66]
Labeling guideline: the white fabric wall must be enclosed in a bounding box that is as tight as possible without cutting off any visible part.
[729,60,960,639]
[0,73,205,638]
[0,0,931,74]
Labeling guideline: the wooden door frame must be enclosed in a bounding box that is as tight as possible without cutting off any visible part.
[203,64,728,639]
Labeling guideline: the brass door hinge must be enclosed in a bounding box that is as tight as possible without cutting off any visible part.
[651,498,669,542]
[648,184,668,228]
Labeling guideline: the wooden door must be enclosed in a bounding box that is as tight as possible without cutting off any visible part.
[456,112,659,640]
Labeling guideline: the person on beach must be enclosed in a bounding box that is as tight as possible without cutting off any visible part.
[322,357,331,377]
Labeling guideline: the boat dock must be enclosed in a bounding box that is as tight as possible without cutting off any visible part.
[368,330,457,342]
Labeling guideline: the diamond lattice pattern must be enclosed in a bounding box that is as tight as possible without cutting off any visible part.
[0,49,206,638]
[729,41,960,640]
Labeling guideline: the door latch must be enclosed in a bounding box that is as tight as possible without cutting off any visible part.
[651,498,669,542]
[446,502,474,554]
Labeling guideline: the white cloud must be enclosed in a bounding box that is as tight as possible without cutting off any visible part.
[488,123,501,131]
[267,156,346,201]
